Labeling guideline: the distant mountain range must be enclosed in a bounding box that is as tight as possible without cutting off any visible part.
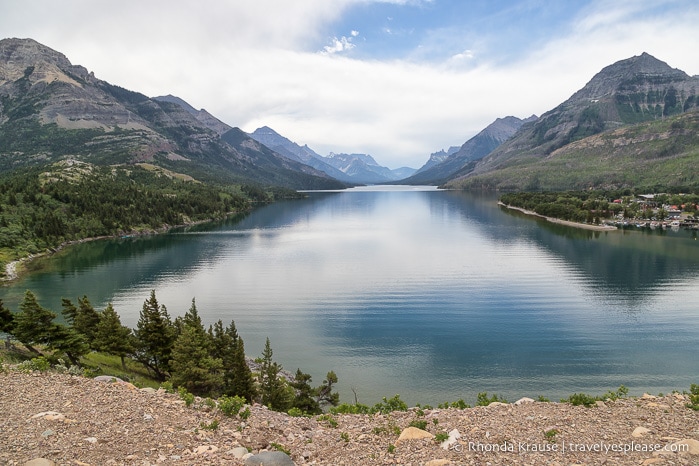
[0,38,346,190]
[2,38,698,192]
[248,126,415,184]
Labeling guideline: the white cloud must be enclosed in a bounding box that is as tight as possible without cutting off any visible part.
[322,36,356,54]
[1,0,698,169]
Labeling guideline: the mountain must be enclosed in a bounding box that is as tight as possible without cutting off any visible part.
[324,152,415,184]
[248,126,415,184]
[415,146,460,173]
[248,126,350,182]
[445,53,699,190]
[153,94,231,136]
[404,116,536,185]
[0,38,345,190]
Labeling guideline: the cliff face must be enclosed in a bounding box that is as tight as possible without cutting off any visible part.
[445,53,699,190]
[0,38,344,189]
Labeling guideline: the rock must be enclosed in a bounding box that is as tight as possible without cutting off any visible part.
[230,446,249,459]
[41,429,54,438]
[674,438,699,455]
[93,375,124,383]
[641,393,657,400]
[514,397,535,405]
[23,459,56,466]
[485,402,508,408]
[632,426,651,437]
[31,411,65,421]
[595,400,606,407]
[244,450,296,465]
[653,438,699,456]
[396,426,434,444]
[84,437,98,444]
[440,428,461,450]
[140,387,157,394]
[426,460,452,466]
[194,444,219,455]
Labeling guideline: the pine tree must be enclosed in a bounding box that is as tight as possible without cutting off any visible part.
[169,299,223,396]
[134,290,174,381]
[291,369,321,414]
[208,319,256,402]
[259,337,292,411]
[93,303,135,370]
[47,324,89,366]
[12,290,56,354]
[227,321,256,402]
[0,299,15,349]
[316,370,340,408]
[73,296,101,348]
[0,299,14,335]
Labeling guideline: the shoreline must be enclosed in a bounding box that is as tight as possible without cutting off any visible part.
[1,212,246,283]
[498,202,618,231]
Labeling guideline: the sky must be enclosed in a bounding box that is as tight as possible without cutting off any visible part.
[2,0,699,169]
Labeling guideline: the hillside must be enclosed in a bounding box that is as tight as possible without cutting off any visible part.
[0,38,344,190]
[2,370,698,465]
[404,115,537,185]
[444,53,699,191]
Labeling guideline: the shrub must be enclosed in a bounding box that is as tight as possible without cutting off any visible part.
[408,419,427,430]
[16,356,51,373]
[218,395,247,417]
[178,386,194,407]
[563,393,597,407]
[687,384,699,411]
[434,431,449,443]
[476,392,507,406]
[331,403,371,415]
[372,394,408,414]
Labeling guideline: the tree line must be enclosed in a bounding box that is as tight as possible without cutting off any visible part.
[0,290,338,415]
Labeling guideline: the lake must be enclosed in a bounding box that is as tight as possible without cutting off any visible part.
[2,186,699,406]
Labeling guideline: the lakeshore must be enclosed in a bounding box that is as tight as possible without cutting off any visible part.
[498,201,619,231]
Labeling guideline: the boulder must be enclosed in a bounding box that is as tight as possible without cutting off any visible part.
[396,426,434,444]
[244,451,295,465]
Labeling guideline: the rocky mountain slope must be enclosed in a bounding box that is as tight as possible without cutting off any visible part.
[405,115,537,185]
[248,126,415,184]
[0,38,344,190]
[445,53,699,190]
[248,126,351,182]
[2,370,698,465]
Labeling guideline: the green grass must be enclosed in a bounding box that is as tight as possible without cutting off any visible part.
[78,352,161,388]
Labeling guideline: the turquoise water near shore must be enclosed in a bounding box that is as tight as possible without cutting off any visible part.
[2,187,699,406]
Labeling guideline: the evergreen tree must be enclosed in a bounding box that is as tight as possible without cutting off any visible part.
[60,298,78,325]
[290,369,321,414]
[208,319,256,402]
[73,296,101,348]
[47,324,89,366]
[259,337,292,411]
[0,299,14,335]
[134,290,174,381]
[0,299,15,350]
[12,290,56,354]
[93,303,135,370]
[316,370,340,408]
[226,321,256,402]
[169,299,223,396]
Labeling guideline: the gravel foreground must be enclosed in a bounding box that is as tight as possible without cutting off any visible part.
[1,371,698,466]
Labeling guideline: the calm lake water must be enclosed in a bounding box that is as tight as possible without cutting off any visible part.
[3,186,699,406]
